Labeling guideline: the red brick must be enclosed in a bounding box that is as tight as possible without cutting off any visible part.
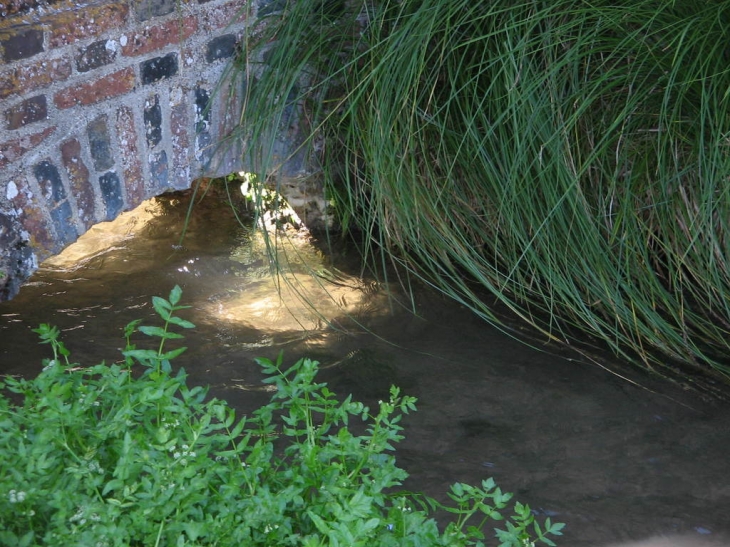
[48,4,129,48]
[0,126,55,169]
[60,138,96,228]
[121,16,197,57]
[53,67,136,109]
[203,0,250,31]
[4,94,47,129]
[0,56,72,100]
[115,105,145,206]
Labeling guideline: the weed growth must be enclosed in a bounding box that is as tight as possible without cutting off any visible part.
[0,287,563,546]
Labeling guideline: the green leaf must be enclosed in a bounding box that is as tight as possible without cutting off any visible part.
[152,296,172,320]
[169,285,183,306]
[17,530,34,547]
[138,325,167,338]
[159,347,188,360]
[123,349,159,362]
[307,510,331,535]
[166,315,196,329]
[228,417,248,440]
[124,319,143,337]
[141,326,185,340]
[182,522,205,541]
[102,478,125,496]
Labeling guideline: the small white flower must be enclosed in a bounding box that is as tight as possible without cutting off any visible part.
[8,490,26,503]
[88,460,104,474]
[70,508,85,522]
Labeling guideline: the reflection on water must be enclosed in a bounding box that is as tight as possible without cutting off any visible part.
[41,199,167,274]
[1,189,729,547]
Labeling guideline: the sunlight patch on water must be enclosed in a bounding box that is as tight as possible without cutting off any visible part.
[33,188,393,336]
[197,228,393,333]
[42,200,166,272]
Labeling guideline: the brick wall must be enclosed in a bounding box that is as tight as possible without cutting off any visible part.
[0,0,320,301]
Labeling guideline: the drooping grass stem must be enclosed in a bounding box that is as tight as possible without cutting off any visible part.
[225,0,730,379]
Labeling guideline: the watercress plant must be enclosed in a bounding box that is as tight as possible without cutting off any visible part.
[0,286,564,546]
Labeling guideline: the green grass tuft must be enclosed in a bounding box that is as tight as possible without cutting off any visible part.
[223,0,730,379]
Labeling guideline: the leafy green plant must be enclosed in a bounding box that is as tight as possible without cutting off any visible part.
[0,286,563,546]
[228,0,730,379]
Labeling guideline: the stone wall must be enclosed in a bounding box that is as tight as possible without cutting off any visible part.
[0,0,322,301]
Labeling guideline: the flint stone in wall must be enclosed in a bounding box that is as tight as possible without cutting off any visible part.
[49,200,78,245]
[76,39,117,73]
[33,160,66,204]
[206,35,237,63]
[194,86,211,165]
[134,0,175,21]
[258,0,287,17]
[99,172,124,221]
[87,116,115,172]
[149,150,169,190]
[144,94,162,147]
[0,28,44,62]
[0,210,18,250]
[0,220,34,302]
[140,52,178,85]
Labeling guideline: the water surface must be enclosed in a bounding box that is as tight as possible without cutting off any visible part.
[1,190,728,546]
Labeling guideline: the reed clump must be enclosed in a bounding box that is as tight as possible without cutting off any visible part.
[228,0,730,378]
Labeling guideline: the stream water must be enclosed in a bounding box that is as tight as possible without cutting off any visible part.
[1,190,729,546]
